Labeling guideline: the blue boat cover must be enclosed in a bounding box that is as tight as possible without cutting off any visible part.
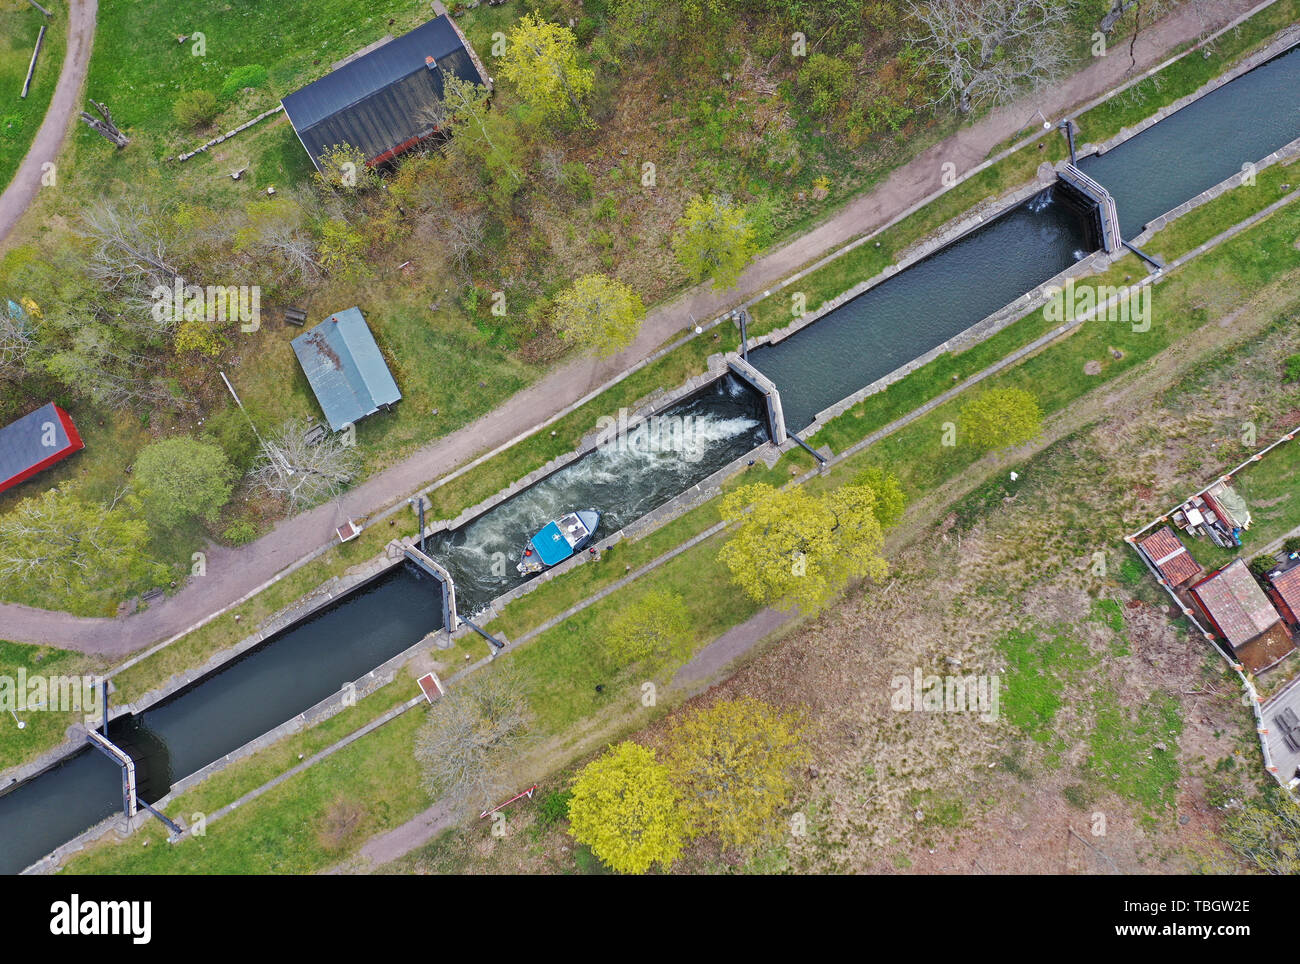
[531,521,573,567]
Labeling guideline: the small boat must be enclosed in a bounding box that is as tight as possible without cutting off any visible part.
[517,509,601,575]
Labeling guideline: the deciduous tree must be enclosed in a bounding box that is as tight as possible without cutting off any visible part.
[1218,793,1300,875]
[905,0,1069,113]
[131,436,235,527]
[499,14,594,126]
[0,487,163,600]
[551,273,646,356]
[673,194,757,291]
[568,742,685,874]
[251,418,362,510]
[415,666,532,812]
[666,697,809,849]
[718,480,889,610]
[604,589,692,670]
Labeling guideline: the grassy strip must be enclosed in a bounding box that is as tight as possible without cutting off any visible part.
[484,446,817,641]
[0,2,66,192]
[747,145,1053,336]
[62,530,761,873]
[0,639,106,772]
[1147,156,1300,261]
[1071,0,1300,141]
[63,679,428,874]
[810,203,1300,502]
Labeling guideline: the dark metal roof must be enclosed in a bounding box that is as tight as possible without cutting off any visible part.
[0,403,82,490]
[291,307,402,432]
[281,14,483,169]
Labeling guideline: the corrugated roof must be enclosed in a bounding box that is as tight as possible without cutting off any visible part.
[1192,559,1282,650]
[281,15,482,169]
[291,307,401,432]
[0,403,80,489]
[1137,526,1203,586]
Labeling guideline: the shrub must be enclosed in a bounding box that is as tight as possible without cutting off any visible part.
[173,90,219,129]
[1249,554,1276,577]
[203,407,260,474]
[960,387,1043,451]
[796,53,852,117]
[1283,537,1300,556]
[222,520,259,546]
[563,160,593,201]
[132,436,235,527]
[535,789,572,831]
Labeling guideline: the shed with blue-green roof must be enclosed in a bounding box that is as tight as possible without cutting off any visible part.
[290,307,402,432]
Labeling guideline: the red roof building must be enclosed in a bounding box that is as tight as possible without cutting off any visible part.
[0,403,84,493]
[1268,564,1300,628]
[1191,559,1281,648]
[1136,526,1203,586]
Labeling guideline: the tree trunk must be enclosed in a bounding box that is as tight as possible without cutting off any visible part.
[80,100,129,148]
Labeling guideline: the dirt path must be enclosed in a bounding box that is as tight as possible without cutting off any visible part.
[0,0,1262,656]
[0,0,97,242]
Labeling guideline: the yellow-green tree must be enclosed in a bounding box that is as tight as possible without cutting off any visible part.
[718,480,889,610]
[854,466,905,528]
[959,387,1042,451]
[0,486,164,604]
[568,742,685,874]
[667,697,809,849]
[673,193,758,290]
[604,589,692,670]
[313,143,380,194]
[499,13,594,126]
[552,273,646,356]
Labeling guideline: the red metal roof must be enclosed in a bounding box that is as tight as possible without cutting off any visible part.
[1191,559,1283,650]
[0,403,84,493]
[1137,526,1202,586]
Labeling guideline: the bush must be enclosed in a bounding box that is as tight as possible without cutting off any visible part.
[220,64,268,100]
[562,161,593,201]
[796,53,852,117]
[1249,554,1276,577]
[173,90,219,129]
[1283,537,1300,556]
[131,436,235,527]
[960,387,1043,451]
[222,520,259,546]
[203,406,260,474]
[535,789,572,831]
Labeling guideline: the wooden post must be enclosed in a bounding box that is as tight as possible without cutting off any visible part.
[20,25,46,99]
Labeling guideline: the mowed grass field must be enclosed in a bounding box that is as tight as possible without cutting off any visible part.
[0,1,66,191]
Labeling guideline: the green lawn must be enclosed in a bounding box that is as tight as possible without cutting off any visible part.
[0,2,66,193]
[0,639,107,772]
